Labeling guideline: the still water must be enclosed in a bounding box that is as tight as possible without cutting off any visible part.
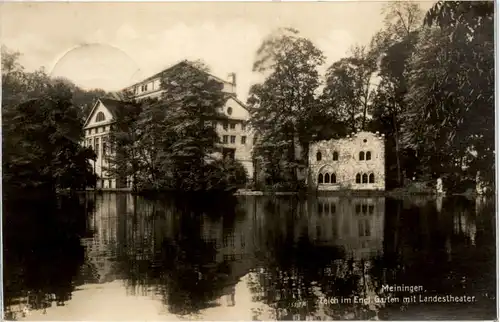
[3,193,496,320]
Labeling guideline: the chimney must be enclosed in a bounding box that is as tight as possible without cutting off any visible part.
[228,72,236,87]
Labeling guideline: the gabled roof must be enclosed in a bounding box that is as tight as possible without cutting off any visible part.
[225,94,249,112]
[83,97,129,128]
[124,60,233,90]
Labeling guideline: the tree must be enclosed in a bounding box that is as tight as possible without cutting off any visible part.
[322,45,378,133]
[2,47,97,195]
[248,28,325,188]
[402,1,494,189]
[105,100,143,191]
[370,2,424,187]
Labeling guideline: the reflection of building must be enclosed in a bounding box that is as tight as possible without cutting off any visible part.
[308,131,385,191]
[81,193,126,283]
[305,196,385,260]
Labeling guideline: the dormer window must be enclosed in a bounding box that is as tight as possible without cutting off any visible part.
[96,112,105,122]
[227,107,233,115]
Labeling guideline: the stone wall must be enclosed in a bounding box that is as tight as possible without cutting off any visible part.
[308,131,385,191]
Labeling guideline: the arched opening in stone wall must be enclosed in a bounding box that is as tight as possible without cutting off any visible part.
[366,151,372,160]
[332,151,339,161]
[362,173,368,184]
[316,151,322,161]
[324,173,330,183]
[356,173,361,183]
[359,151,365,161]
[318,173,323,184]
[369,173,375,183]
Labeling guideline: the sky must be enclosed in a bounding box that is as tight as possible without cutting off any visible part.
[1,1,435,101]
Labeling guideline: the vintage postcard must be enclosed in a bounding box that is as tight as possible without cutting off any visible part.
[1,1,496,321]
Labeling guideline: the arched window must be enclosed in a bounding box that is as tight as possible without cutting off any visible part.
[369,173,375,183]
[332,151,339,161]
[331,173,337,184]
[316,151,322,161]
[362,173,368,184]
[366,151,372,160]
[96,112,105,122]
[324,173,330,183]
[318,173,324,184]
[356,173,361,184]
[359,151,365,161]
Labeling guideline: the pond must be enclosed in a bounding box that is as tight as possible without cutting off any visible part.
[3,193,496,320]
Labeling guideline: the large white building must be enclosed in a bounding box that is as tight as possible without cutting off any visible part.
[83,61,254,189]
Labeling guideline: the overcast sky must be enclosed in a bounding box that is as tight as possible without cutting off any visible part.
[1,1,434,101]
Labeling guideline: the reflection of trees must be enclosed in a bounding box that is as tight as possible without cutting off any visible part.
[247,196,386,320]
[112,194,249,315]
[378,196,496,319]
[3,195,88,319]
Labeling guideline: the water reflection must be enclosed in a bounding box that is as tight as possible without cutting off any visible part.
[3,193,496,320]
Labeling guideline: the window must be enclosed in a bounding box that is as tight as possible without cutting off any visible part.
[369,173,375,183]
[94,137,100,157]
[316,151,322,161]
[241,123,246,131]
[331,173,337,184]
[96,112,105,122]
[230,135,236,144]
[362,173,368,184]
[230,123,236,130]
[330,203,336,214]
[355,204,361,214]
[103,139,107,156]
[223,122,228,130]
[362,204,368,214]
[223,135,228,144]
[359,151,365,161]
[368,205,374,214]
[333,151,339,161]
[366,151,372,160]
[318,173,323,184]
[241,136,247,144]
[356,173,361,183]
[324,173,330,184]
[227,107,233,115]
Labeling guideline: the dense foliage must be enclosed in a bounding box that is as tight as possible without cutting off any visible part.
[2,46,98,195]
[249,1,494,192]
[106,62,248,193]
[248,28,325,189]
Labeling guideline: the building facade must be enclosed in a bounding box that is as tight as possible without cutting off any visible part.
[308,131,385,191]
[83,61,254,189]
[83,98,126,189]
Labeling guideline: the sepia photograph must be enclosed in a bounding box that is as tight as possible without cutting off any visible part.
[1,1,496,320]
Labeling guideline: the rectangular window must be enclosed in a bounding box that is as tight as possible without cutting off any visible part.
[241,136,247,144]
[222,135,228,144]
[103,138,107,156]
[230,135,236,144]
[230,123,236,130]
[94,138,99,157]
[223,122,228,131]
[241,123,246,131]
